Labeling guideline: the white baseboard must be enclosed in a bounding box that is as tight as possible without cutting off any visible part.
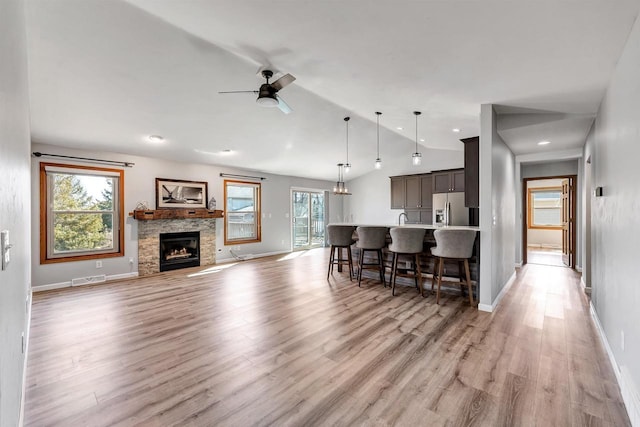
[18,287,32,427]
[580,276,592,295]
[478,271,517,313]
[32,271,139,293]
[590,303,640,426]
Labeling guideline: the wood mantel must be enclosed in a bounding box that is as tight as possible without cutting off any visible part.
[129,209,224,220]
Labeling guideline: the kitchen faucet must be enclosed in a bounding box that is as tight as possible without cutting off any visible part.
[398,212,409,225]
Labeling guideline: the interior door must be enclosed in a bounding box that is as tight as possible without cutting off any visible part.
[561,179,570,266]
[292,190,325,250]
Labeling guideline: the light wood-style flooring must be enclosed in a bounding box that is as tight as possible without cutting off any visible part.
[24,248,630,426]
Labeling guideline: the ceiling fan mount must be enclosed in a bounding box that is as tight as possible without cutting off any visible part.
[219,68,296,114]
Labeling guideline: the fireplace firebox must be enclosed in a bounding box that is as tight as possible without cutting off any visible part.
[159,231,200,272]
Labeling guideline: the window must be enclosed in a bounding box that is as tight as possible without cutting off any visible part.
[224,180,261,244]
[40,163,124,263]
[528,187,562,229]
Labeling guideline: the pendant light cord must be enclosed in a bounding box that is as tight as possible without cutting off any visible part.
[376,112,381,158]
[344,116,350,164]
[414,111,421,152]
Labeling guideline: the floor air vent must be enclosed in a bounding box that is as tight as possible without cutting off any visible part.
[71,275,106,286]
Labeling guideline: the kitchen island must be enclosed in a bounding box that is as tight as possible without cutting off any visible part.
[328,223,481,304]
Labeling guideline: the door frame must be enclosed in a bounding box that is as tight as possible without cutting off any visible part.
[522,175,577,268]
[290,187,327,251]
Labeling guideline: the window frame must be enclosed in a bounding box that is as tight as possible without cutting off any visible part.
[40,162,125,264]
[224,179,262,245]
[527,186,563,230]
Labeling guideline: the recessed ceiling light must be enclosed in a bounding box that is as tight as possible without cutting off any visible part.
[538,140,551,145]
[396,127,404,130]
[452,128,461,133]
[420,138,425,142]
[147,135,164,143]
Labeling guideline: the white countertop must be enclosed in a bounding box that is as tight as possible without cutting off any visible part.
[328,223,480,231]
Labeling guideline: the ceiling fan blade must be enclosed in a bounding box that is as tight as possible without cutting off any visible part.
[218,90,258,94]
[276,94,293,114]
[271,73,296,91]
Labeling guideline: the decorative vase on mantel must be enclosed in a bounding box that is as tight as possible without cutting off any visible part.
[207,197,216,211]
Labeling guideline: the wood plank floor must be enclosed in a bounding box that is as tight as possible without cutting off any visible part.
[24,248,630,426]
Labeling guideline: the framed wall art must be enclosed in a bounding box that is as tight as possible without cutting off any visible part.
[156,178,208,209]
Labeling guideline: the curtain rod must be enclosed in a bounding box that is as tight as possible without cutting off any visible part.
[220,173,266,181]
[32,152,134,167]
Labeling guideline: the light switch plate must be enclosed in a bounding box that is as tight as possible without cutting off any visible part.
[1,230,10,271]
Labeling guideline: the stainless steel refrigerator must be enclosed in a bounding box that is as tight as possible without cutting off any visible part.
[432,192,469,226]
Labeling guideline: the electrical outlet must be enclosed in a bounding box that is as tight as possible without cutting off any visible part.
[621,330,625,351]
[96,260,102,268]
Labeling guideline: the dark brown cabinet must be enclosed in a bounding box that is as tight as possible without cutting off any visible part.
[405,208,432,225]
[432,169,465,193]
[390,174,434,224]
[461,136,479,208]
[390,176,406,209]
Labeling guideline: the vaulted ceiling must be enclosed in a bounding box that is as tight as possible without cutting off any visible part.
[25,0,640,180]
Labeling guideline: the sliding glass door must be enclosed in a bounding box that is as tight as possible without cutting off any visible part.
[292,190,325,250]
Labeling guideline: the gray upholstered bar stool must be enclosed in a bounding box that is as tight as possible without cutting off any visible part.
[388,227,426,296]
[430,229,477,305]
[327,225,357,280]
[355,226,388,287]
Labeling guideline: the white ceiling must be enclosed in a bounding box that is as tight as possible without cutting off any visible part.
[24,0,640,180]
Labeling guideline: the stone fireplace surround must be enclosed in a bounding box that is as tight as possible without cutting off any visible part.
[137,218,216,276]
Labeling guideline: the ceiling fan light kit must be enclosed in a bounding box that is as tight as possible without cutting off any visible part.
[412,111,422,166]
[219,68,296,114]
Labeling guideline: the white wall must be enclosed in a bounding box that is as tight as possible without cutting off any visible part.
[590,13,640,423]
[30,143,340,287]
[0,0,32,425]
[479,104,517,311]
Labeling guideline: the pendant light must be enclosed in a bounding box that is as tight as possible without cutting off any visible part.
[343,116,351,173]
[374,112,382,169]
[333,163,350,195]
[412,111,422,166]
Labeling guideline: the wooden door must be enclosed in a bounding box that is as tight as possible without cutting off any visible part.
[561,179,570,266]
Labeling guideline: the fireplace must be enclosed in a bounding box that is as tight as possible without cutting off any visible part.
[159,231,200,272]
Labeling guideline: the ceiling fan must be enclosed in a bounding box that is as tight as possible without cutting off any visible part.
[219,69,296,114]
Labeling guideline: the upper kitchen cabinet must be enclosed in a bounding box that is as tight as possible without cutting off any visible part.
[389,174,433,209]
[432,169,465,193]
[461,136,479,208]
[390,176,406,209]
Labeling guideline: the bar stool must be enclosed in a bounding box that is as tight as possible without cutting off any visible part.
[430,229,477,305]
[326,225,357,280]
[355,226,388,287]
[388,227,426,296]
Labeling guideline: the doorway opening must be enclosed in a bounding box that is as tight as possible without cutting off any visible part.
[291,189,326,250]
[523,176,576,268]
